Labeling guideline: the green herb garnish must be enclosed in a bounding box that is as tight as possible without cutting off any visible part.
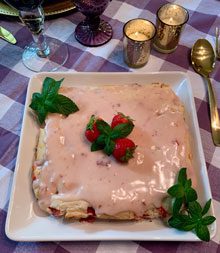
[91,119,134,155]
[167,168,216,242]
[29,77,79,124]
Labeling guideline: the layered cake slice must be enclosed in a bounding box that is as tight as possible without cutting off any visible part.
[32,83,195,220]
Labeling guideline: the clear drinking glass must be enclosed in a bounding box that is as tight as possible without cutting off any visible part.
[3,0,68,72]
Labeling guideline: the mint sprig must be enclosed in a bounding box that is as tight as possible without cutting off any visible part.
[110,123,134,139]
[90,118,134,156]
[167,167,197,214]
[167,168,216,242]
[29,77,79,124]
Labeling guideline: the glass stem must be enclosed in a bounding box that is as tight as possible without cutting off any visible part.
[19,7,50,58]
[85,16,100,30]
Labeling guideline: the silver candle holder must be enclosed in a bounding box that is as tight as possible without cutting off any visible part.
[123,18,156,68]
[153,3,189,53]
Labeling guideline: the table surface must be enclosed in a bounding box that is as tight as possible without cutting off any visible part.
[0,0,220,252]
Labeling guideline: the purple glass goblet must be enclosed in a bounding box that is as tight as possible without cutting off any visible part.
[74,0,113,47]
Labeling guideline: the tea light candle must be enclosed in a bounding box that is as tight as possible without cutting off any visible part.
[128,32,150,41]
[162,17,178,26]
[123,19,156,68]
[153,3,189,53]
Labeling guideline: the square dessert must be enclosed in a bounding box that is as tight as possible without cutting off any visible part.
[32,83,194,220]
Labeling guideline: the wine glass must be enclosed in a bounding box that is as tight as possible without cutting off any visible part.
[3,0,68,72]
[74,0,113,47]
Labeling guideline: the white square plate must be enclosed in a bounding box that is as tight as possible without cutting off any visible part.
[6,72,216,241]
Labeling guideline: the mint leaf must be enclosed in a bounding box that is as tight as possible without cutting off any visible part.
[185,187,198,203]
[168,215,183,228]
[42,77,63,99]
[202,216,216,225]
[181,222,197,231]
[29,93,43,110]
[168,215,196,231]
[185,179,192,189]
[202,199,212,216]
[91,134,107,152]
[188,201,202,218]
[96,134,106,146]
[53,94,79,115]
[44,99,58,113]
[195,223,210,242]
[104,139,115,156]
[30,93,46,124]
[167,184,185,198]
[96,120,111,135]
[178,168,187,185]
[173,198,183,215]
[110,122,134,139]
[91,134,115,156]
[91,141,104,151]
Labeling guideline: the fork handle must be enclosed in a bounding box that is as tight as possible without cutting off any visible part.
[205,76,220,146]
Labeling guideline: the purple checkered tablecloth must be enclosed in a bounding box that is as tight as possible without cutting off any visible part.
[0,0,220,252]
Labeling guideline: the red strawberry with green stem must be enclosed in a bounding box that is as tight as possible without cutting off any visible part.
[85,115,100,142]
[113,138,136,162]
[111,112,134,128]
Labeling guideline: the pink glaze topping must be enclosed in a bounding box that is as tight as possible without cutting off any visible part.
[33,84,195,216]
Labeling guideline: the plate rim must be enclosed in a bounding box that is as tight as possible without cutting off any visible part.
[5,71,217,241]
[0,1,76,17]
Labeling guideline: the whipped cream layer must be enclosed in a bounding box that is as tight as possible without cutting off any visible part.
[34,84,194,217]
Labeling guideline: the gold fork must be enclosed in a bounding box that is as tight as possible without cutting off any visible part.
[216,27,220,59]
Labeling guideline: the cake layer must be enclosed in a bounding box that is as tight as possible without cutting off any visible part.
[32,83,194,220]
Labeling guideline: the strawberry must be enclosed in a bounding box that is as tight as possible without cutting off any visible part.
[113,138,136,162]
[85,115,100,142]
[80,207,96,223]
[111,112,133,128]
[157,206,168,218]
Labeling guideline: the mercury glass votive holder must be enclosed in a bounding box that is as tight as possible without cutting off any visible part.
[153,3,189,53]
[123,19,156,68]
